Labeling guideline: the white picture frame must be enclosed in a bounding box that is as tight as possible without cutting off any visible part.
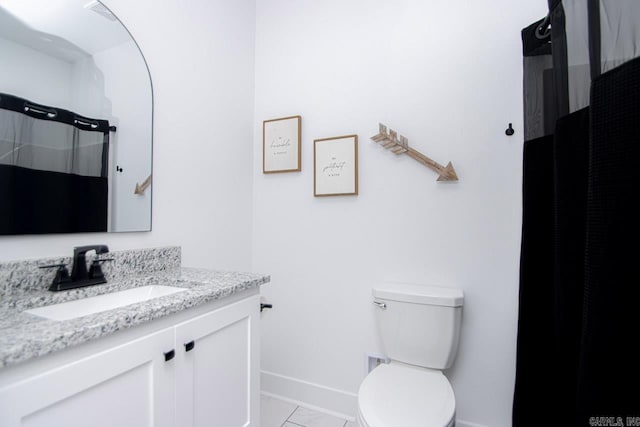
[263,115,301,173]
[314,134,358,197]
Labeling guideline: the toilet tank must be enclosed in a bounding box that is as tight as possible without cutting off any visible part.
[373,283,463,369]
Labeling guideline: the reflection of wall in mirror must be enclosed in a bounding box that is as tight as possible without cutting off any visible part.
[0,36,151,232]
[94,41,152,232]
[0,37,74,109]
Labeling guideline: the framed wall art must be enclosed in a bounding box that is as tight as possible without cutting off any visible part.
[263,115,301,173]
[314,134,358,197]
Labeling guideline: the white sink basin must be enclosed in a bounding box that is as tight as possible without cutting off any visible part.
[25,285,187,321]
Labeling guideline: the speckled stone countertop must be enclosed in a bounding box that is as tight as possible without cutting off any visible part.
[0,247,269,369]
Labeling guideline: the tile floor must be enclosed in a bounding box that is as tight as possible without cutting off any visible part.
[261,394,357,427]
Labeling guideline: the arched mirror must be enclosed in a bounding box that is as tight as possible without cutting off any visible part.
[0,0,152,234]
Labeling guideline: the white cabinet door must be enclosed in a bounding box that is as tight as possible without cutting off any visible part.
[175,294,260,427]
[0,328,175,427]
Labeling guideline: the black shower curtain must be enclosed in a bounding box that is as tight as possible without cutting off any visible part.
[0,93,110,234]
[514,1,640,426]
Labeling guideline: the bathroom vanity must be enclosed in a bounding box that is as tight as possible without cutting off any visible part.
[0,247,269,427]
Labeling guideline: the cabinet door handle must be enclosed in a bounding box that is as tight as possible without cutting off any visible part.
[164,350,175,362]
[184,341,195,352]
[260,303,273,312]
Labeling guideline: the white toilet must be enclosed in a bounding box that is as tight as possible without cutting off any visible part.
[357,283,464,427]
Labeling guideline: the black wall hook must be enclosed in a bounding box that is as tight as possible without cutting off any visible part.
[505,123,515,136]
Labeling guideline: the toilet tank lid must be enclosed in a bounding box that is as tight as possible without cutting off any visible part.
[373,283,464,307]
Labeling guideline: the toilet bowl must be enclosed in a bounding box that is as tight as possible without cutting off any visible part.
[357,362,455,427]
[357,283,463,427]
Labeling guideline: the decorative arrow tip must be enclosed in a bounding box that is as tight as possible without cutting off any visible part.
[436,162,458,182]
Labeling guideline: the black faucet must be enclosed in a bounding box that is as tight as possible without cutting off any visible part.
[71,245,110,283]
[40,245,113,291]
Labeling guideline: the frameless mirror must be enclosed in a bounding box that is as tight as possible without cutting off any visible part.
[0,0,152,234]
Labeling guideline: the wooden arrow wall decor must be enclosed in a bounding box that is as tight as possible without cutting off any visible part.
[370,123,458,181]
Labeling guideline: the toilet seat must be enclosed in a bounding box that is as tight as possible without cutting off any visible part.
[357,362,455,427]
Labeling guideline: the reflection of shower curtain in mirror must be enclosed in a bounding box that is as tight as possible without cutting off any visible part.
[0,93,109,234]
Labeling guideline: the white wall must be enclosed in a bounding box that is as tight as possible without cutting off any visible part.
[253,0,547,426]
[0,0,256,271]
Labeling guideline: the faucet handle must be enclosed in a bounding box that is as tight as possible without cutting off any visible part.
[39,263,67,269]
[39,263,72,290]
[92,258,114,263]
[88,258,114,280]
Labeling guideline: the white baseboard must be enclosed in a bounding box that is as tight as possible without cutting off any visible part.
[260,370,357,421]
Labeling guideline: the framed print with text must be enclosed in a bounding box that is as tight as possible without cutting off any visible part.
[314,134,358,197]
[263,115,301,173]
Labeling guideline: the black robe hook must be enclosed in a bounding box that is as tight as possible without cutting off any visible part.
[505,123,515,136]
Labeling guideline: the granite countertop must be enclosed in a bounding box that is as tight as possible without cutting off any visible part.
[0,265,270,369]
